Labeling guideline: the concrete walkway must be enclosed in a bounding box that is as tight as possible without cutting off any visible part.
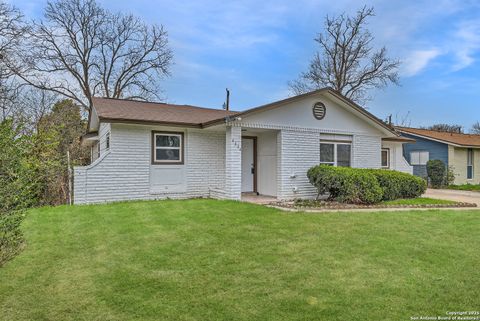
[424,189,480,206]
[241,193,277,205]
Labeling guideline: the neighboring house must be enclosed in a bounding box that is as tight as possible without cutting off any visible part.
[74,88,413,204]
[398,127,480,184]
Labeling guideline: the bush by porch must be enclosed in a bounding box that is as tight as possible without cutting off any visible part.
[307,165,427,204]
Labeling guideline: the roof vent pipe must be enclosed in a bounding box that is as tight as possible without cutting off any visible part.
[223,88,230,111]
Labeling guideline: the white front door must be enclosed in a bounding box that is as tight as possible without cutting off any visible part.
[242,138,255,192]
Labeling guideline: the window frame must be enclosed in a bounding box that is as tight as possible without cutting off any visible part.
[381,148,390,169]
[320,141,352,167]
[467,148,474,180]
[410,150,429,165]
[151,131,185,165]
[105,132,110,150]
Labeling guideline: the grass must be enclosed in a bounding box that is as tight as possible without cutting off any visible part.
[0,199,479,321]
[447,184,480,192]
[381,197,457,205]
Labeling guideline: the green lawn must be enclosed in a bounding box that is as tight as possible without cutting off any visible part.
[447,184,480,192]
[1,200,479,321]
[381,197,457,205]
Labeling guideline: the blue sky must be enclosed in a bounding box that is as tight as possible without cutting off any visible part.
[9,0,480,130]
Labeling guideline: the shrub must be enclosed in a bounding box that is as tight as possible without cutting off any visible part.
[367,169,427,201]
[445,166,456,186]
[308,165,383,204]
[307,165,338,198]
[400,173,427,198]
[0,119,38,266]
[427,160,446,188]
[308,165,427,204]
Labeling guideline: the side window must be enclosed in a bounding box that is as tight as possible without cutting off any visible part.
[320,142,351,167]
[467,149,474,179]
[320,143,335,166]
[106,133,110,150]
[152,131,184,164]
[336,144,351,167]
[381,148,390,168]
[410,151,429,165]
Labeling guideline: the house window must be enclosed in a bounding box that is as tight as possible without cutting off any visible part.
[381,148,390,168]
[152,131,184,164]
[467,148,474,179]
[106,133,110,150]
[320,142,351,167]
[97,142,101,158]
[410,151,429,165]
[320,143,335,165]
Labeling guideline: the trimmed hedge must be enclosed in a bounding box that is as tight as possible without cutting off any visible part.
[307,165,427,204]
[366,169,427,200]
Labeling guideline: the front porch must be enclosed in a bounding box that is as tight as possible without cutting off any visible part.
[224,126,279,200]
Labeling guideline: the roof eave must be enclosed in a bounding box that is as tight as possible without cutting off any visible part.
[98,117,203,129]
[382,136,416,143]
[397,129,480,148]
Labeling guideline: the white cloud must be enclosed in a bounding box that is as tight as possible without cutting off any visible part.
[451,20,480,70]
[402,49,441,76]
[129,0,290,52]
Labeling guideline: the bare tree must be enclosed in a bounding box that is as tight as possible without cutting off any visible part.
[423,124,464,133]
[289,6,400,104]
[0,2,28,120]
[15,88,59,132]
[471,122,480,134]
[13,0,173,113]
[393,111,411,127]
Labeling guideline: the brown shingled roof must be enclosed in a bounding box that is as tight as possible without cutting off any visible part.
[90,89,399,136]
[92,97,238,128]
[397,127,480,147]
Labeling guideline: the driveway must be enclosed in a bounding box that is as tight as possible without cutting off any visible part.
[424,189,480,206]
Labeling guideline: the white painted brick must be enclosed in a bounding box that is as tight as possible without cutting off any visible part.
[74,124,226,204]
[277,130,320,200]
[353,135,381,168]
[74,123,388,204]
[224,126,242,200]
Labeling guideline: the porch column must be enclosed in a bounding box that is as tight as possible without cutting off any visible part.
[225,126,242,200]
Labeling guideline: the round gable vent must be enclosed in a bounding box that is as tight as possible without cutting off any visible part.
[312,102,326,120]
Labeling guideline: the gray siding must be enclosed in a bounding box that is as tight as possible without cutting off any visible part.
[402,133,449,178]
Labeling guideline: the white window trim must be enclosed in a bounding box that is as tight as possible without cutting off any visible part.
[152,131,184,165]
[320,141,352,167]
[467,148,474,180]
[381,148,390,169]
[410,151,429,166]
[105,132,110,150]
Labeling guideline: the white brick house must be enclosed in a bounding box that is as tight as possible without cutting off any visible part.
[74,88,413,204]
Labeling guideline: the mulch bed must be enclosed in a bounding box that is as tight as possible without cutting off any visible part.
[269,200,477,210]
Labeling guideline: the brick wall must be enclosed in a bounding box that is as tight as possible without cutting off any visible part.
[74,124,226,204]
